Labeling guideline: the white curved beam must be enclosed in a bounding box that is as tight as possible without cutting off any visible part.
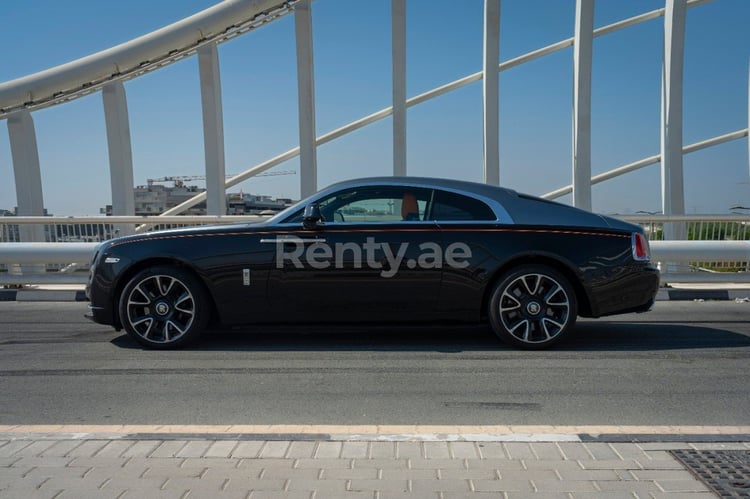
[0,0,297,118]
[542,128,749,200]
[0,0,721,221]
[159,0,722,217]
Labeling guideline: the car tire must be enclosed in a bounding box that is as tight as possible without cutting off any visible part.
[118,265,209,349]
[488,264,577,349]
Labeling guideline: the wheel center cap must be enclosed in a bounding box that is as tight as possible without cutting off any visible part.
[526,301,542,316]
[154,302,170,316]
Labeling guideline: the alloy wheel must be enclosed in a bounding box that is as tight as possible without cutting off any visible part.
[498,272,571,344]
[124,274,196,344]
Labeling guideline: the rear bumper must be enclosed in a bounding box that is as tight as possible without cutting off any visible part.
[589,265,660,318]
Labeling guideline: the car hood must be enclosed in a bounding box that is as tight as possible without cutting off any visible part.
[103,221,272,247]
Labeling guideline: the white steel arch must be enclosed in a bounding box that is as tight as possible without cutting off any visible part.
[0,0,748,243]
[0,0,298,117]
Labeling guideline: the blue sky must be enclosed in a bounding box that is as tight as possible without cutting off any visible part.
[0,0,748,215]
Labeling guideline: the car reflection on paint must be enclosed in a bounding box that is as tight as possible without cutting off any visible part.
[86,177,659,350]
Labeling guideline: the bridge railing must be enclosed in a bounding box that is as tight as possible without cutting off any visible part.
[1,215,748,286]
[0,216,266,284]
[622,216,750,283]
[0,215,267,244]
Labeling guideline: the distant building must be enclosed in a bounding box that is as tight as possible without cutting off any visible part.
[133,182,207,216]
[2,208,51,216]
[227,193,293,215]
[1,208,55,244]
[102,181,295,216]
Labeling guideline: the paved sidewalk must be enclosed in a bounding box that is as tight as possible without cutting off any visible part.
[2,432,745,498]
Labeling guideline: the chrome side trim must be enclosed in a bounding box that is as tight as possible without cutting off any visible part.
[260,237,327,244]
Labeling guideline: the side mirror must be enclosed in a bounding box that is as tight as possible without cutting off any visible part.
[302,203,323,229]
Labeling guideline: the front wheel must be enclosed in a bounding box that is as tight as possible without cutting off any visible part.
[118,266,209,349]
[488,264,577,349]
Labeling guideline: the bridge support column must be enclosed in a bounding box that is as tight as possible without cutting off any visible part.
[7,110,45,243]
[199,43,227,215]
[483,0,500,185]
[572,0,594,211]
[295,0,318,198]
[102,81,135,235]
[392,0,406,177]
[661,0,687,241]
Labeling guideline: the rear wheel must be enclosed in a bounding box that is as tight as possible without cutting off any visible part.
[488,264,577,349]
[118,266,209,349]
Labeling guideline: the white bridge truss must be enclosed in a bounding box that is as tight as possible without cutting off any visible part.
[0,0,748,284]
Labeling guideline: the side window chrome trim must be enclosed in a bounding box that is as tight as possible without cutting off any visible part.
[273,220,439,228]
[271,180,515,226]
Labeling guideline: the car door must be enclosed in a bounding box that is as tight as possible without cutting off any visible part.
[266,185,442,322]
[429,189,505,320]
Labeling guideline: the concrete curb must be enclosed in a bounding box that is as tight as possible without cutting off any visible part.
[0,289,87,302]
[3,424,750,436]
[656,288,750,301]
[2,432,750,443]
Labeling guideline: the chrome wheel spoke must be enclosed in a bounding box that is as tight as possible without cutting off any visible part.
[541,317,564,339]
[521,275,540,296]
[162,320,171,342]
[167,319,186,335]
[157,276,175,296]
[174,292,193,314]
[131,316,151,327]
[544,283,565,305]
[135,317,155,338]
[508,319,530,340]
[129,284,151,305]
[499,291,521,312]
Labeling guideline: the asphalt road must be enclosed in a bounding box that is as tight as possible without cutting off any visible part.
[0,300,748,426]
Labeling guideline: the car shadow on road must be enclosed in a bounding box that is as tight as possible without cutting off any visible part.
[111,321,750,352]
[564,321,750,351]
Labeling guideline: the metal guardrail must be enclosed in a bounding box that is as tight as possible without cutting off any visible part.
[0,216,266,285]
[1,215,749,286]
[619,214,750,273]
[0,215,267,243]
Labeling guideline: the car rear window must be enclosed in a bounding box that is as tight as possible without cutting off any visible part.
[429,190,496,221]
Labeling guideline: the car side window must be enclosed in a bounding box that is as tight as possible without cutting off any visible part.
[428,190,496,221]
[282,187,431,224]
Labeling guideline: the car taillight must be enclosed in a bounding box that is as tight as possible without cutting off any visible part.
[632,232,650,261]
